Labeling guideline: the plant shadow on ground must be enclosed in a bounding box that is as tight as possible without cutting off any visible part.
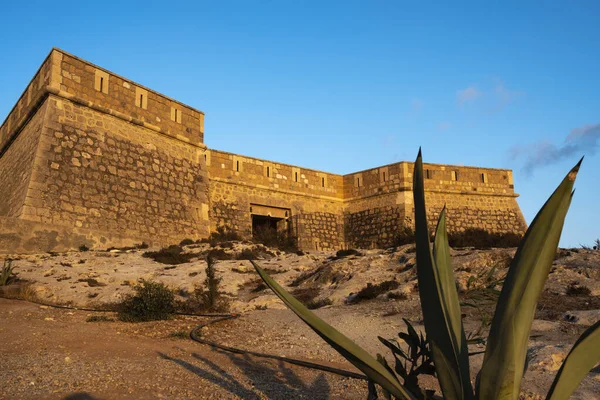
[158,349,331,400]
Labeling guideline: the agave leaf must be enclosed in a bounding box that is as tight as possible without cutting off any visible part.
[413,150,473,400]
[433,207,472,395]
[546,320,600,400]
[251,261,416,400]
[477,158,582,400]
[378,353,397,400]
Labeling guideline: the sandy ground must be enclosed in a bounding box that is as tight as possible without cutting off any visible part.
[0,298,367,400]
[1,243,599,399]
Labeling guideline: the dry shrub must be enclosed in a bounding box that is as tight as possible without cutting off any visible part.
[448,228,522,249]
[348,280,400,304]
[143,245,197,264]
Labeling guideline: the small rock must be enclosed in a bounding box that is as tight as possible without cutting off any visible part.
[563,310,600,326]
[44,317,55,321]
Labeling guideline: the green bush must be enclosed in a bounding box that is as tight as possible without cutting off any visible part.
[118,280,175,322]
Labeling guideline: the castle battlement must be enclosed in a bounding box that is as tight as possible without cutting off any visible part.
[0,49,205,158]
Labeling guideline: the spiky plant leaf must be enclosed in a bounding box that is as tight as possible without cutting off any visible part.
[477,158,582,399]
[546,320,600,400]
[251,261,416,400]
[433,207,472,395]
[413,150,473,400]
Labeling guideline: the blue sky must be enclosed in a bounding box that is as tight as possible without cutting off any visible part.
[1,1,598,247]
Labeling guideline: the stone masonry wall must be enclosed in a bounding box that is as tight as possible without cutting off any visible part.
[18,95,210,244]
[293,212,345,251]
[0,215,167,254]
[344,206,403,249]
[0,102,47,218]
[0,52,52,153]
[52,50,204,145]
[208,150,343,199]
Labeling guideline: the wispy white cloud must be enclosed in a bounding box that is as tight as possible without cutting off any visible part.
[438,121,451,132]
[493,82,524,110]
[456,86,481,106]
[510,123,600,174]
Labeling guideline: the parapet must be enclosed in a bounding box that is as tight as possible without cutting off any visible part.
[343,161,518,200]
[0,48,205,156]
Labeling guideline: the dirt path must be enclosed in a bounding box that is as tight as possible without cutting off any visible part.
[0,299,367,400]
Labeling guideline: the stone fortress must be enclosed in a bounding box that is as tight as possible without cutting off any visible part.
[0,49,527,253]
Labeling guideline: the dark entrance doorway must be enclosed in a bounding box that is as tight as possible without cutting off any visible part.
[252,215,282,236]
[249,204,292,242]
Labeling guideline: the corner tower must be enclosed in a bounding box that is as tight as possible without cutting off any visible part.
[0,49,210,251]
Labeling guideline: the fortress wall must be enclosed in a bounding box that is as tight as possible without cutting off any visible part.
[209,180,344,250]
[343,192,406,249]
[50,50,204,146]
[207,150,343,198]
[0,52,52,152]
[208,150,345,250]
[341,162,524,247]
[343,162,407,199]
[402,162,526,235]
[0,215,166,254]
[343,161,516,199]
[0,102,48,218]
[18,95,210,244]
[409,191,527,235]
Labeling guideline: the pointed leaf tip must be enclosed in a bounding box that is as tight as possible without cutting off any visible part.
[569,157,584,180]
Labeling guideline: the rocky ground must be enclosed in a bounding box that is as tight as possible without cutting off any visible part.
[1,241,599,399]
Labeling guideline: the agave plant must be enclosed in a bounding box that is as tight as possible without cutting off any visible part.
[252,150,600,399]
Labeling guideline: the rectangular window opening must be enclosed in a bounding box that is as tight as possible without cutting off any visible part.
[382,171,386,182]
[266,166,270,177]
[451,171,458,181]
[99,77,104,93]
[357,177,361,187]
[139,94,144,108]
[295,172,298,182]
[426,169,431,179]
[236,160,240,172]
[321,177,325,187]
